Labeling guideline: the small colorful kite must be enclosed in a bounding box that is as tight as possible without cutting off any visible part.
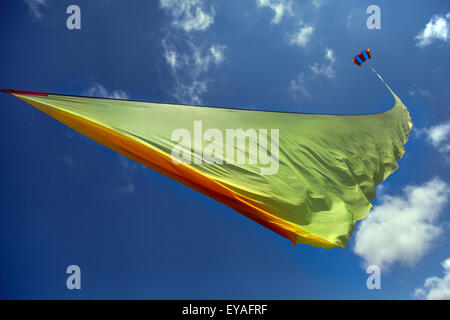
[352,49,372,66]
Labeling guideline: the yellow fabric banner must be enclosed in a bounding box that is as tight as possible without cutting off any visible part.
[3,73,412,248]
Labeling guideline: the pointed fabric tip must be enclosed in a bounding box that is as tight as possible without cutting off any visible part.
[1,89,48,96]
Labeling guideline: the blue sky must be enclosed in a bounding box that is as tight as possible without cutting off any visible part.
[1,0,449,299]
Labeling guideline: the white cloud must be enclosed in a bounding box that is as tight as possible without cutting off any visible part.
[422,122,450,154]
[163,48,178,70]
[82,84,129,100]
[23,0,48,21]
[160,0,214,32]
[161,37,179,72]
[116,155,138,196]
[310,48,336,78]
[312,0,325,8]
[289,25,314,47]
[345,12,353,30]
[415,12,450,47]
[353,178,449,269]
[118,154,138,171]
[187,42,226,74]
[408,85,430,98]
[161,37,225,105]
[288,48,336,100]
[289,72,311,101]
[61,155,76,170]
[256,0,292,24]
[414,258,450,300]
[160,0,225,105]
[174,79,208,105]
[209,45,226,65]
[118,177,135,196]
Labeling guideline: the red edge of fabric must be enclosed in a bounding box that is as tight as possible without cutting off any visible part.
[1,89,48,96]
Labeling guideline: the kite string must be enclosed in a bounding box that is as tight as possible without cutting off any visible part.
[369,65,398,99]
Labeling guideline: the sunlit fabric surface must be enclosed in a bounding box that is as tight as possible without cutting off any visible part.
[4,72,412,249]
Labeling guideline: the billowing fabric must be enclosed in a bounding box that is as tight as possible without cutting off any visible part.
[2,72,412,249]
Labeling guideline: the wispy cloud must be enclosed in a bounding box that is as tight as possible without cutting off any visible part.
[415,12,450,47]
[116,155,138,196]
[414,258,450,300]
[312,0,325,9]
[209,45,226,65]
[190,43,226,74]
[23,0,48,21]
[345,12,353,30]
[408,84,431,98]
[353,178,449,270]
[61,155,76,170]
[173,79,208,105]
[82,84,129,100]
[162,38,225,104]
[418,121,450,155]
[118,177,135,196]
[288,47,336,100]
[160,0,226,105]
[310,48,336,79]
[256,0,292,24]
[118,155,138,171]
[160,0,215,32]
[288,72,311,101]
[163,45,178,70]
[289,25,314,47]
